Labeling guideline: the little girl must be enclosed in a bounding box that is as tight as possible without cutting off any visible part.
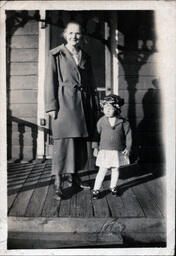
[92,94,132,199]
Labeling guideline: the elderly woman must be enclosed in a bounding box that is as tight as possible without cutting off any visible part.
[45,21,97,198]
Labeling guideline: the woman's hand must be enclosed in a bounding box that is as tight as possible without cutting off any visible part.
[93,148,99,157]
[48,111,58,119]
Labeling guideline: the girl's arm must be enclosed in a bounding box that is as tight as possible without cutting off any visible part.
[92,118,102,156]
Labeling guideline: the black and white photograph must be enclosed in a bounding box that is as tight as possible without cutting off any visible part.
[0,0,175,255]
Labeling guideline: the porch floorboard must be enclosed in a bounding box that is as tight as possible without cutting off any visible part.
[8,160,166,219]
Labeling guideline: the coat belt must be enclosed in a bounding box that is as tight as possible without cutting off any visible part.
[61,83,87,92]
[73,84,84,91]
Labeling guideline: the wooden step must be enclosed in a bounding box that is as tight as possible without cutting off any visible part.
[8,216,166,249]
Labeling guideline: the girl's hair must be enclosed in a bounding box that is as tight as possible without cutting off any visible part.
[100,94,124,114]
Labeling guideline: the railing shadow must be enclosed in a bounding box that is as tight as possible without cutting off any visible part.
[7,115,51,162]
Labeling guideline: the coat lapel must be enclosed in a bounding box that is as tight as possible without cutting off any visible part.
[63,45,81,82]
[79,51,86,69]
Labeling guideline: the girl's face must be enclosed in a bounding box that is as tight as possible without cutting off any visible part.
[64,23,82,47]
[103,103,116,118]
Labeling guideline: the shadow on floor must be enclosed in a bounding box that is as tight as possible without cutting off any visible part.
[8,160,165,200]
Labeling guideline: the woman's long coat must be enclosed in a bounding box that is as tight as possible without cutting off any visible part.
[45,44,97,140]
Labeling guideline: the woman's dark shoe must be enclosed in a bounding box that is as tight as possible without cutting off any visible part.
[65,174,73,187]
[92,190,100,200]
[54,185,62,200]
[54,176,62,200]
[73,174,90,190]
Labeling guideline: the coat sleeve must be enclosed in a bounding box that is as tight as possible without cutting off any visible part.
[86,56,101,143]
[123,120,132,152]
[88,57,100,116]
[44,52,59,113]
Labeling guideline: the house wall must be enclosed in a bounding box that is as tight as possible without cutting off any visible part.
[7,12,39,161]
[118,11,164,163]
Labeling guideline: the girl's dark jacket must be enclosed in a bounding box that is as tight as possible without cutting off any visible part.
[45,44,98,140]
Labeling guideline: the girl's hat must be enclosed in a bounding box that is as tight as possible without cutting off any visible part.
[100,94,124,110]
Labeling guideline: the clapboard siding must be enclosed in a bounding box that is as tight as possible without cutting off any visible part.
[7,117,38,125]
[10,146,35,160]
[10,63,38,76]
[10,35,38,49]
[119,62,157,77]
[9,90,37,104]
[127,118,162,131]
[7,16,39,160]
[119,89,161,104]
[10,21,39,36]
[9,76,37,90]
[119,76,160,90]
[121,104,161,119]
[11,49,38,62]
[8,124,38,134]
[10,104,38,118]
[11,132,37,146]
[118,51,160,64]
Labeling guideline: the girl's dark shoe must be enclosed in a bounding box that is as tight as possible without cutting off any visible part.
[92,190,100,200]
[111,187,121,196]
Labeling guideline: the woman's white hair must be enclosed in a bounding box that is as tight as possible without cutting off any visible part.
[63,20,84,37]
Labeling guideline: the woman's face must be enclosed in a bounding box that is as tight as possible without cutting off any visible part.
[103,104,116,118]
[64,23,82,47]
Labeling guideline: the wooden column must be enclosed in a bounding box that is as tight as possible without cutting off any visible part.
[0,9,7,164]
[0,7,7,249]
[37,10,50,159]
[105,21,112,95]
[110,12,119,95]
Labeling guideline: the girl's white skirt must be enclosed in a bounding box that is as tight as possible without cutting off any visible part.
[96,150,130,168]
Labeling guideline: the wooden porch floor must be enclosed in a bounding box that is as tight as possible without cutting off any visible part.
[7,160,166,248]
[8,160,166,219]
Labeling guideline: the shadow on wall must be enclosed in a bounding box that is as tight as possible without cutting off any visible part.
[117,11,164,174]
[135,79,164,164]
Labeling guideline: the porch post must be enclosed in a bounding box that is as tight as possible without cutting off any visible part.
[0,9,7,248]
[37,10,49,159]
[110,12,119,95]
[0,9,6,166]
[105,21,111,95]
